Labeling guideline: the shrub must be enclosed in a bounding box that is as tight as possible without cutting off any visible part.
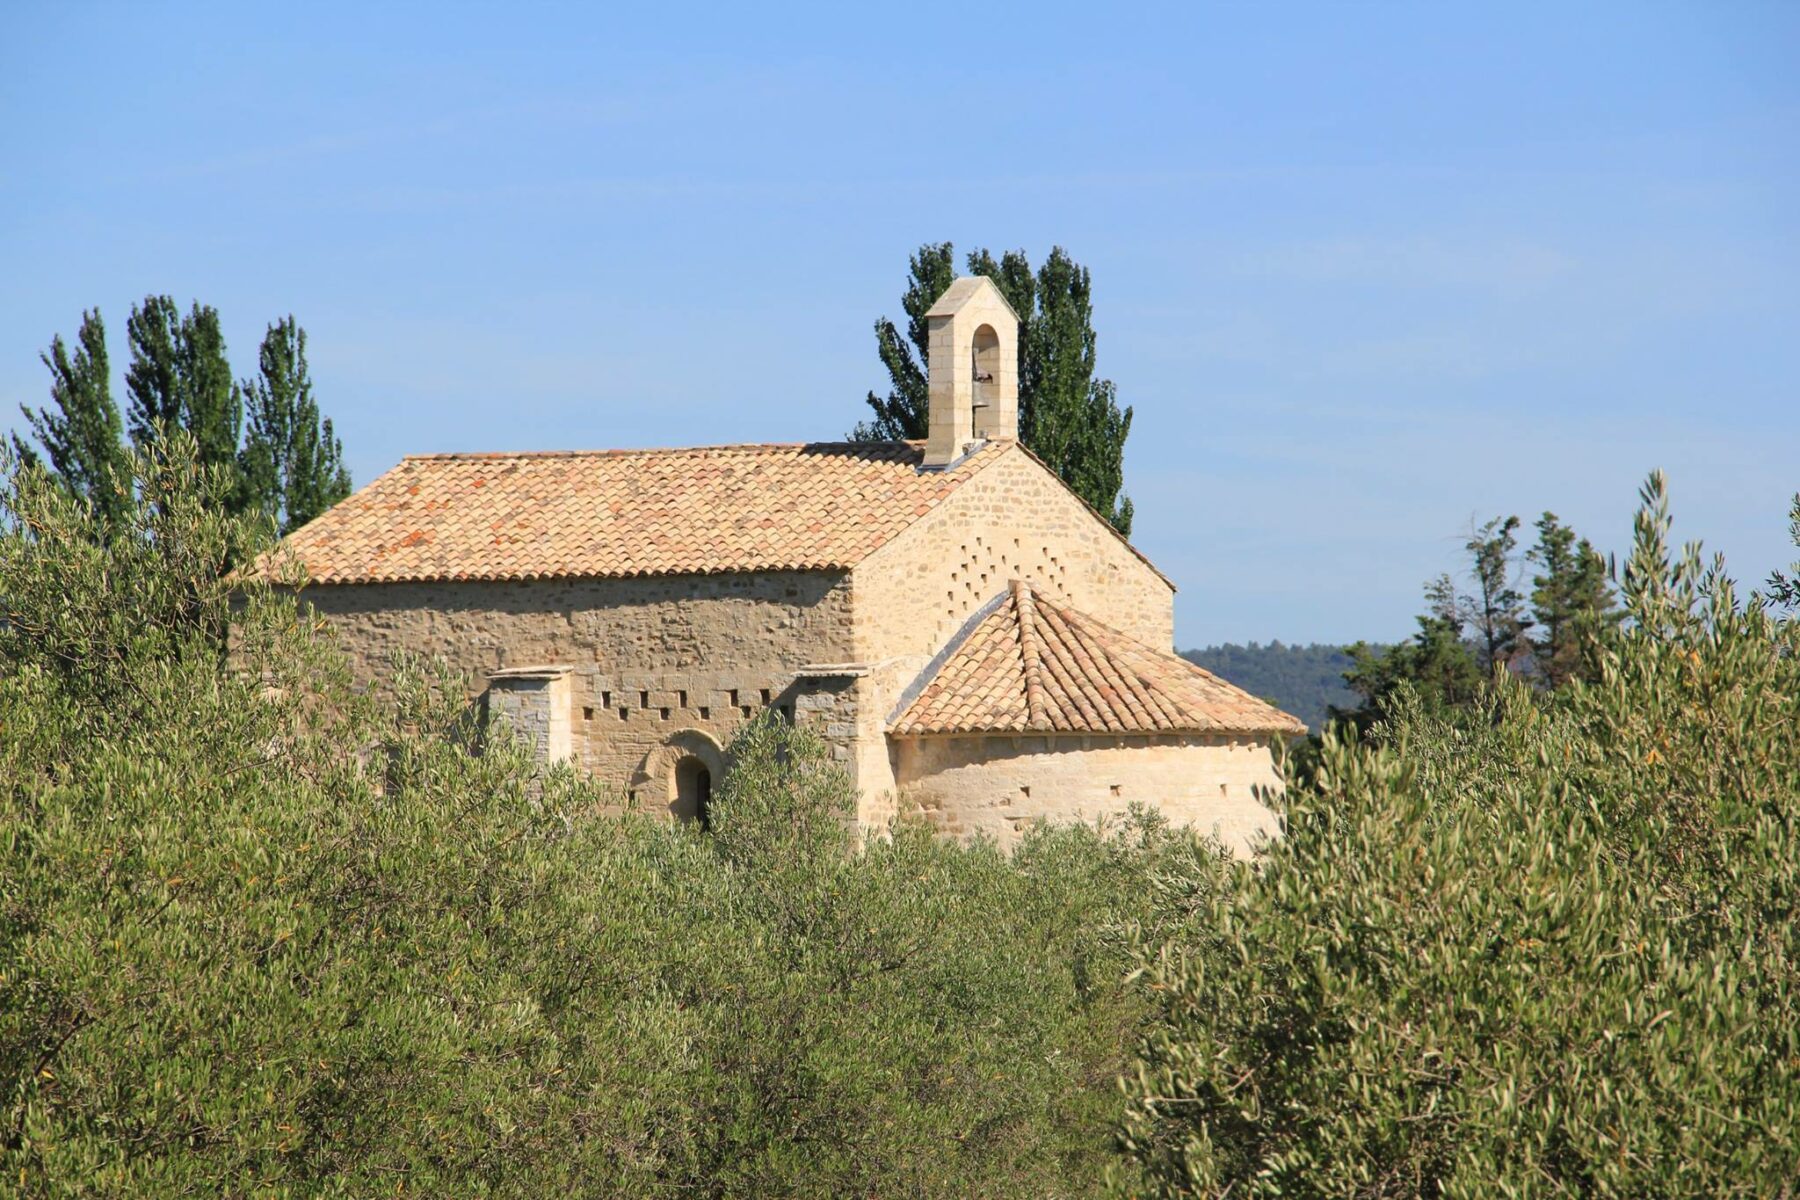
[1116,473,1800,1197]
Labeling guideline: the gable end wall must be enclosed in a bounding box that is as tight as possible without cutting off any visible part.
[851,444,1174,665]
[845,445,1177,811]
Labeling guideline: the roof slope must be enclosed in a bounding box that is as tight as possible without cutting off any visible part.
[270,440,1008,585]
[892,580,1306,737]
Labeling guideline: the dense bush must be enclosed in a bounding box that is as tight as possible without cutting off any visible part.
[0,438,1201,1196]
[1117,473,1800,1197]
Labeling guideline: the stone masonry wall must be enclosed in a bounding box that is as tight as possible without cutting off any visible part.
[301,571,862,814]
[893,732,1283,855]
[299,447,1198,842]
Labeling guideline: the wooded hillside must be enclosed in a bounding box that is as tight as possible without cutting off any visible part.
[1180,641,1363,733]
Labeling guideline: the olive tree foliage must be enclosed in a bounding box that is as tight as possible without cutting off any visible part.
[1116,471,1800,1198]
[2,435,608,1195]
[0,436,1207,1197]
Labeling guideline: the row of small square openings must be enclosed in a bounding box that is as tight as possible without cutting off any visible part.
[582,687,781,723]
[1016,783,1233,799]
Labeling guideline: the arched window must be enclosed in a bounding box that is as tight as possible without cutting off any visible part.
[673,755,714,829]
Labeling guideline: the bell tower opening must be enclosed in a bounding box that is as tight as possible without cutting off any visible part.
[971,324,1000,415]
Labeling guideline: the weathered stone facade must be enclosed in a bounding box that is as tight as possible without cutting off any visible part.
[832,443,1180,813]
[302,570,865,814]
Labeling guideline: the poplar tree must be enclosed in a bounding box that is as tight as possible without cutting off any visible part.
[854,243,955,444]
[19,300,351,532]
[125,296,242,481]
[239,317,351,532]
[855,243,1135,535]
[13,309,130,528]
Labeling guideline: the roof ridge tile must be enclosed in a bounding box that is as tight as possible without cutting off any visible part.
[1011,580,1051,728]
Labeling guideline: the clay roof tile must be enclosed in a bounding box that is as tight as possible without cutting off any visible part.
[891,581,1307,738]
[257,440,1011,585]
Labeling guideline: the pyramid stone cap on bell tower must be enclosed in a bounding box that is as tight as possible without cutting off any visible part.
[924,275,1022,322]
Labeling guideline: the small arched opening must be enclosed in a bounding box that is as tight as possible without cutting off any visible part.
[970,323,1001,413]
[633,727,726,827]
[673,755,714,829]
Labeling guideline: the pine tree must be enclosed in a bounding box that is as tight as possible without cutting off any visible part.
[1463,515,1532,676]
[240,318,351,532]
[1765,494,1800,609]
[14,309,130,528]
[1527,511,1618,687]
[1338,574,1483,732]
[855,243,1135,535]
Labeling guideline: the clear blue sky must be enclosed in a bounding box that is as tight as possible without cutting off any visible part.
[4,2,1795,646]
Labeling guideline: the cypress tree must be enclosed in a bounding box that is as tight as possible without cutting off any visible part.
[15,309,131,528]
[855,243,1135,535]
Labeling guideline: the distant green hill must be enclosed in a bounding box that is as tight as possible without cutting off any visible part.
[1181,642,1373,734]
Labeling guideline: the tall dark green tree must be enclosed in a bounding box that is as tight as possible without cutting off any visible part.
[19,300,350,533]
[239,317,351,532]
[855,243,1135,535]
[1463,514,1531,676]
[1527,510,1617,687]
[13,309,130,528]
[124,296,242,484]
[1336,574,1483,733]
[854,243,955,444]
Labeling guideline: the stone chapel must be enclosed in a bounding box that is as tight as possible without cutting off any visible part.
[272,277,1305,852]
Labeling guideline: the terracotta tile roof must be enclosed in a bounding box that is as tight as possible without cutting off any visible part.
[891,580,1307,737]
[266,440,1010,584]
